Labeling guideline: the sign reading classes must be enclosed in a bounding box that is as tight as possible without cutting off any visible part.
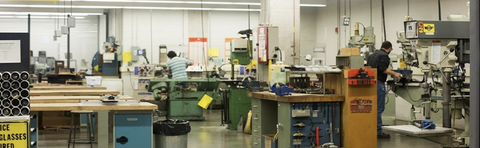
[0,122,28,148]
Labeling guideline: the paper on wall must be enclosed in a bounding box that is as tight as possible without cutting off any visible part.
[0,40,21,63]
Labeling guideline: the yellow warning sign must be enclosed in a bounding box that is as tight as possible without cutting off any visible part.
[424,23,435,33]
[0,122,29,148]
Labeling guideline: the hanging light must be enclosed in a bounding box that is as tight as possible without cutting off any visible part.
[54,1,62,37]
[68,0,75,28]
[61,0,68,35]
[68,16,76,28]
[61,25,68,34]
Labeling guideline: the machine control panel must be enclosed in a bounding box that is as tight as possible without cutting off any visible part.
[404,20,469,39]
[134,65,155,77]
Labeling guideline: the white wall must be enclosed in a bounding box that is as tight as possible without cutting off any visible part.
[0,16,99,71]
[313,0,469,120]
[316,0,469,66]
[300,7,319,65]
[118,9,259,67]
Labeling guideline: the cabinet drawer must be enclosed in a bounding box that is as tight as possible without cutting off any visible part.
[252,135,262,148]
[252,99,260,108]
[252,112,261,124]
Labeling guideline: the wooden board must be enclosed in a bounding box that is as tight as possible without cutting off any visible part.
[30,96,134,103]
[248,92,344,103]
[30,86,107,90]
[341,67,378,148]
[31,102,157,111]
[30,90,120,96]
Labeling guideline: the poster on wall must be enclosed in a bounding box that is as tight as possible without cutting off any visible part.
[0,40,21,63]
[188,37,208,66]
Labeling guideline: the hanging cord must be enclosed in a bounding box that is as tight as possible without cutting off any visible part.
[370,0,372,26]
[344,0,347,47]
[407,0,410,16]
[150,9,153,64]
[64,0,66,25]
[200,0,210,92]
[349,0,351,36]
[381,0,386,41]
[438,0,441,20]
[54,2,56,31]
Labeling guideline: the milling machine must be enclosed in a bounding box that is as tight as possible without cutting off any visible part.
[348,22,376,60]
[383,15,471,147]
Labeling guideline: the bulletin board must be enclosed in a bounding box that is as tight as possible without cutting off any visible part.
[0,33,30,72]
[188,37,208,66]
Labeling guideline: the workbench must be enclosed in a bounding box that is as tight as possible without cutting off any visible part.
[30,101,157,148]
[249,67,378,148]
[30,86,107,90]
[248,92,344,148]
[30,96,133,103]
[30,90,120,96]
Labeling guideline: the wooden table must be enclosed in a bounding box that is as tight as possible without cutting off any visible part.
[30,86,107,90]
[30,90,120,96]
[30,96,134,103]
[248,91,345,102]
[30,102,157,148]
[30,102,157,111]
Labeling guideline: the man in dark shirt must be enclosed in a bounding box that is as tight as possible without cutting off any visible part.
[367,41,401,139]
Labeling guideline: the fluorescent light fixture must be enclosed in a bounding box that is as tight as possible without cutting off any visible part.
[0,4,260,11]
[299,4,326,7]
[0,11,102,16]
[0,16,85,19]
[61,0,261,6]
[123,6,260,11]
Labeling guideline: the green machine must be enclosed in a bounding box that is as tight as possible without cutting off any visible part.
[220,80,252,130]
[220,34,255,130]
[147,78,219,121]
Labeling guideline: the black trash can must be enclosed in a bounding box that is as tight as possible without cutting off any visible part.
[153,119,191,148]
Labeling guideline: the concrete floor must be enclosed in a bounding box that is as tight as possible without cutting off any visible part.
[37,110,442,148]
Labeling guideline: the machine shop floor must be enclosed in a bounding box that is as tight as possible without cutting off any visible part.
[37,110,441,148]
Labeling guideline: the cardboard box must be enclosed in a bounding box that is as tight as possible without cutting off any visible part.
[41,111,79,128]
[340,48,360,56]
[263,134,278,148]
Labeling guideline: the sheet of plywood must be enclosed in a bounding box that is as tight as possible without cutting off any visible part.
[31,102,157,111]
[248,92,344,103]
[30,86,107,90]
[30,95,134,103]
[30,90,120,96]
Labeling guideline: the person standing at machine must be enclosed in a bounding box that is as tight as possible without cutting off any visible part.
[366,41,402,139]
[167,51,193,79]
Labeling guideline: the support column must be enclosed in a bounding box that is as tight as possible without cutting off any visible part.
[260,0,301,65]
[470,0,479,147]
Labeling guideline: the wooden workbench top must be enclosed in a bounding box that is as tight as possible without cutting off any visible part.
[30,90,120,96]
[248,91,344,103]
[30,96,134,103]
[30,86,107,90]
[31,102,157,111]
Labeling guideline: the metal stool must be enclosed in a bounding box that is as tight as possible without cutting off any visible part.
[68,110,95,148]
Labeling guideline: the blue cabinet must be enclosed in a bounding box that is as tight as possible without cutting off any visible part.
[114,112,152,148]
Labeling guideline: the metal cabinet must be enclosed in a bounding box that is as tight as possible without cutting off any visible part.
[251,98,278,148]
[30,112,38,148]
[113,112,153,148]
